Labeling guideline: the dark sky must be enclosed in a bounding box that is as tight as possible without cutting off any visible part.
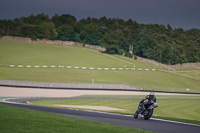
[0,0,200,29]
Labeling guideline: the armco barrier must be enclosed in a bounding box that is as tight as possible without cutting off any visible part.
[0,80,137,90]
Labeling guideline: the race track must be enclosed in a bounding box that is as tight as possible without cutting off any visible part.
[1,97,200,133]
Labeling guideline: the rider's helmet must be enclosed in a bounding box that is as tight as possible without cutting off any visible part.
[150,92,155,96]
[149,92,156,101]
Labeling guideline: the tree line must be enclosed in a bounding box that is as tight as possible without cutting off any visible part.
[0,13,200,65]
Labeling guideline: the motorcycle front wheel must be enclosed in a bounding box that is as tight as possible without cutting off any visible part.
[144,109,153,120]
[134,110,140,118]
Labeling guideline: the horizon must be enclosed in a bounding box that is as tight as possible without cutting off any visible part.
[1,12,199,31]
[0,0,200,30]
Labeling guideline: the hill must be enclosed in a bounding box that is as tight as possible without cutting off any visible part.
[0,13,200,65]
[0,40,200,93]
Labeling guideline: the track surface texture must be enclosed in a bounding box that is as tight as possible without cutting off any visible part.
[1,98,200,133]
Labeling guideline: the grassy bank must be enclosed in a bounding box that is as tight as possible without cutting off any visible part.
[172,70,200,80]
[0,104,152,133]
[0,67,200,92]
[0,40,136,68]
[0,40,200,92]
[31,95,200,125]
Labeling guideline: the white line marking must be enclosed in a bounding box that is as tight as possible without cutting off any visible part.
[7,64,157,72]
[122,114,200,127]
[151,118,200,127]
[80,110,200,127]
[66,66,71,68]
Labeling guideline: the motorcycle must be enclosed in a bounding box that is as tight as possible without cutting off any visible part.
[134,100,158,120]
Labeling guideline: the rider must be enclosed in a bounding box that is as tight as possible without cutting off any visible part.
[139,92,156,111]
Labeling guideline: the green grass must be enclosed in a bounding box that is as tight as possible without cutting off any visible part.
[0,104,152,133]
[0,40,133,68]
[0,39,200,92]
[31,95,200,125]
[0,67,200,92]
[172,70,200,80]
[111,54,159,69]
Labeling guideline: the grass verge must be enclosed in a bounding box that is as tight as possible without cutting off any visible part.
[31,95,200,125]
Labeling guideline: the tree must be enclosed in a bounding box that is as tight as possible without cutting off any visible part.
[57,25,75,41]
[41,22,57,40]
[137,35,158,60]
[80,23,102,45]
[52,14,76,28]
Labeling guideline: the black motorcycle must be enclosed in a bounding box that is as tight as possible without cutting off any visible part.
[134,100,158,120]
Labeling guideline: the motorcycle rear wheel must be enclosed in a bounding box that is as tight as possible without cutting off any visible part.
[144,109,153,120]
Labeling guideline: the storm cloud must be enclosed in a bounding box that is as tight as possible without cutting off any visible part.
[0,0,200,29]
